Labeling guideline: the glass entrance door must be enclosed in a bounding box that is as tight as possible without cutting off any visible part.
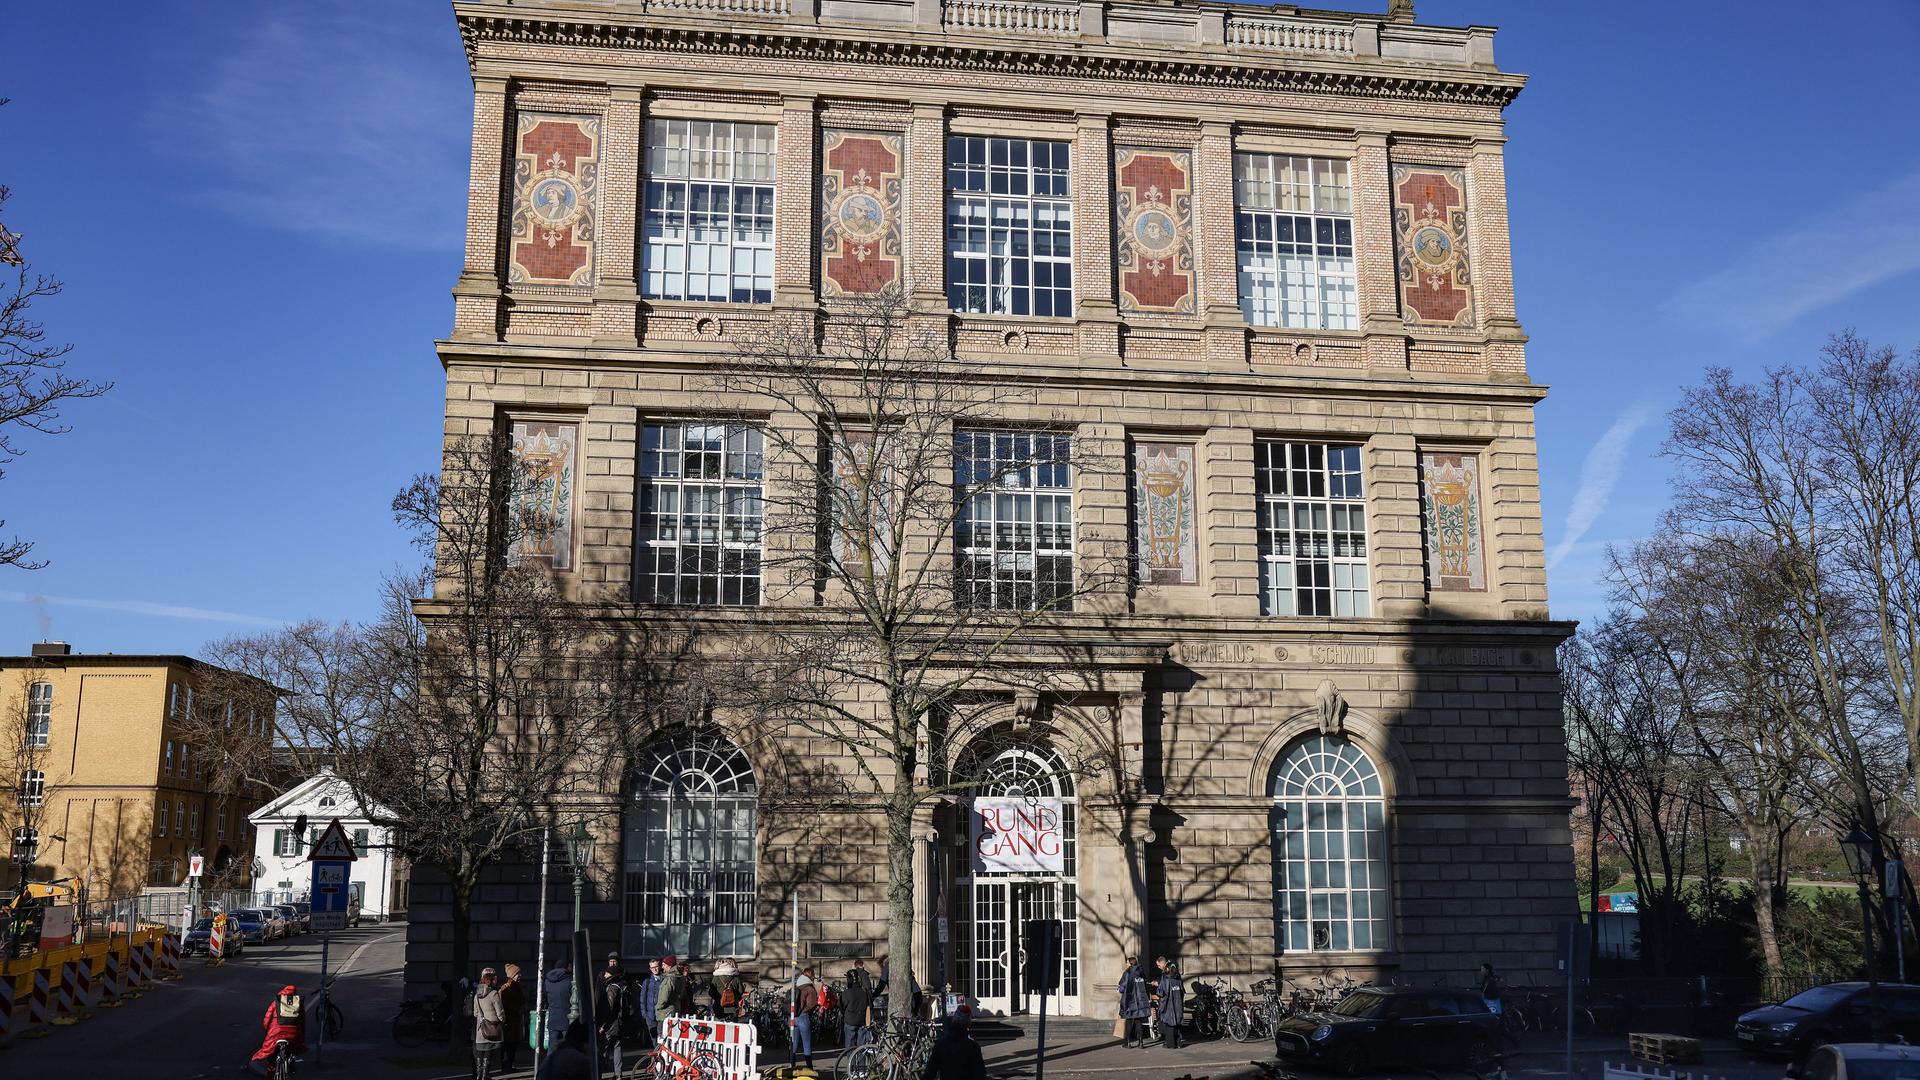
[962,878,1080,1016]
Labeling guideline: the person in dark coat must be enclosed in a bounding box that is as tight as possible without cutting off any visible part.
[1153,957,1184,1049]
[843,959,874,1046]
[1118,956,1153,1047]
[537,1020,594,1080]
[919,1007,986,1080]
[498,963,530,1071]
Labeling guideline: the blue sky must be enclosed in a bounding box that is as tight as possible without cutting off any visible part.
[2,1,1917,654]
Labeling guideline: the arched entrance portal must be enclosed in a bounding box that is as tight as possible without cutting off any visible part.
[954,741,1080,1016]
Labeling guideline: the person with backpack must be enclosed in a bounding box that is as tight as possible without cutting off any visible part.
[655,954,687,1030]
[842,958,874,1046]
[248,985,306,1076]
[713,959,748,1020]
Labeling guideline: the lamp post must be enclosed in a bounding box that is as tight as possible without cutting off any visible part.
[1842,823,1884,1041]
[565,821,596,1024]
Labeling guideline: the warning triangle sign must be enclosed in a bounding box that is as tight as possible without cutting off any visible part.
[308,819,357,862]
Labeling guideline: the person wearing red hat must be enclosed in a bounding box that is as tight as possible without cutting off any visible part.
[249,985,306,1075]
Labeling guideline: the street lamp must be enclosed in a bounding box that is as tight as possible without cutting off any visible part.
[1843,822,1884,1041]
[564,821,596,1024]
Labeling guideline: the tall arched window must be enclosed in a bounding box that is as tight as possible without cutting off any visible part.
[1269,735,1389,953]
[623,730,757,958]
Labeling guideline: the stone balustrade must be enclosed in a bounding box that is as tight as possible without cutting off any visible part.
[943,0,1080,36]
[649,0,791,15]
[1224,12,1355,55]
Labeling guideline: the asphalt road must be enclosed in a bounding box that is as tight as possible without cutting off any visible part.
[2,924,411,1077]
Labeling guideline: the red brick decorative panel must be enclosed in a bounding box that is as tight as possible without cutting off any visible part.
[1392,165,1474,327]
[820,129,903,297]
[1114,147,1195,315]
[510,113,599,288]
[1419,451,1485,592]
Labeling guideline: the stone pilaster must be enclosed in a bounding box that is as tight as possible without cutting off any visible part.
[1074,421,1129,614]
[1194,122,1246,370]
[1364,432,1426,620]
[1072,112,1121,364]
[452,75,510,342]
[1486,425,1551,616]
[1199,426,1259,617]
[774,95,819,321]
[1470,138,1529,381]
[904,104,949,335]
[1353,131,1408,374]
[591,87,643,347]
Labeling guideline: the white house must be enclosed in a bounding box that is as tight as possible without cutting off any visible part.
[248,769,408,921]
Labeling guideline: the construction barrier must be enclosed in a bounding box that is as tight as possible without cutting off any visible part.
[0,928,172,1041]
[22,968,52,1038]
[132,939,152,989]
[159,933,181,980]
[659,1014,761,1080]
[99,946,123,1008]
[0,969,16,1044]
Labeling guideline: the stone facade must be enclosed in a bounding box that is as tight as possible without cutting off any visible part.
[413,0,1575,1013]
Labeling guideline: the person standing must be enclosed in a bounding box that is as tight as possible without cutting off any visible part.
[597,959,637,1073]
[655,954,687,1031]
[792,966,819,1067]
[499,963,530,1072]
[1153,958,1184,1050]
[843,958,873,1046]
[543,953,575,1051]
[639,957,665,1046]
[919,1006,986,1080]
[714,959,748,1020]
[1118,957,1152,1048]
[473,967,507,1080]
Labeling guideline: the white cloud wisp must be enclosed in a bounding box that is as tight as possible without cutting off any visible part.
[1,590,287,629]
[1546,404,1656,571]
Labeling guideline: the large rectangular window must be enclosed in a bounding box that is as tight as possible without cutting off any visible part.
[19,769,44,808]
[1256,442,1369,617]
[947,137,1073,317]
[954,431,1074,611]
[27,681,51,749]
[643,119,776,303]
[637,422,765,606]
[1235,154,1356,330]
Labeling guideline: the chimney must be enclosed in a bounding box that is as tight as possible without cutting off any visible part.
[31,641,72,658]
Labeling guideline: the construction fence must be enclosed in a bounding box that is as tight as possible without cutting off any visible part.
[0,924,183,1045]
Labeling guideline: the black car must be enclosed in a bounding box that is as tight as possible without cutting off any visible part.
[182,917,245,957]
[228,909,273,944]
[1273,986,1500,1075]
[1735,983,1920,1062]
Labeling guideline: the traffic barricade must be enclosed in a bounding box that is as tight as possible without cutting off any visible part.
[658,1014,761,1080]
[22,966,53,1038]
[51,958,79,1026]
[159,932,181,979]
[0,969,16,1044]
[100,945,125,1007]
[130,938,153,991]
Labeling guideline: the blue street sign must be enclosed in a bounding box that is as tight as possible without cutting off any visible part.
[308,819,356,931]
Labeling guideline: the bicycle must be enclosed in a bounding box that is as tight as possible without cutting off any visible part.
[311,977,345,1041]
[646,1042,725,1080]
[390,986,453,1047]
[835,1015,939,1080]
[264,1038,298,1080]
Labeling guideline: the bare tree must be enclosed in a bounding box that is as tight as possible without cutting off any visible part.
[0,114,111,569]
[704,287,1129,1014]
[5,669,61,892]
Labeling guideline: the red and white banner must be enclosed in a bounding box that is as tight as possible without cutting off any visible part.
[970,797,1065,874]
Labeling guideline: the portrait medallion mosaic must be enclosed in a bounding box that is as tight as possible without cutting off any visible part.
[1392,165,1474,327]
[1419,451,1485,592]
[820,130,903,297]
[510,113,600,288]
[1113,148,1195,315]
[1134,441,1198,585]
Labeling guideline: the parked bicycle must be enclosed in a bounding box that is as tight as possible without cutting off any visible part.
[834,1015,940,1080]
[390,984,454,1047]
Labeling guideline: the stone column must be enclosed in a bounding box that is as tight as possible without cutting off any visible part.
[592,87,643,347]
[911,818,936,992]
[774,95,819,321]
[1200,426,1259,617]
[1353,131,1408,374]
[904,104,948,337]
[452,75,510,342]
[1072,112,1121,364]
[1364,432,1426,620]
[1469,138,1529,381]
[1194,121,1245,368]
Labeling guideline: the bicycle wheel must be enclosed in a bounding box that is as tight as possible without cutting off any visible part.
[326,1000,346,1039]
[1225,1006,1252,1043]
[840,1042,885,1080]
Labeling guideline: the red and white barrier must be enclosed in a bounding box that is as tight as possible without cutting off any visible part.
[159,933,181,979]
[658,1014,760,1080]
[21,968,53,1038]
[0,972,16,1041]
[100,946,125,1007]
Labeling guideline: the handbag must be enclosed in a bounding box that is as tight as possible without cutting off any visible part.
[1112,1016,1127,1039]
[480,1018,503,1042]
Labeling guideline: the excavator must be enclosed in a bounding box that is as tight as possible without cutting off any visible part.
[2,878,79,956]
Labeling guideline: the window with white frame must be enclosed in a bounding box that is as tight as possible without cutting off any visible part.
[156,803,168,837]
[946,136,1073,317]
[217,807,228,841]
[1255,442,1369,617]
[1270,736,1389,953]
[623,729,758,958]
[27,681,51,748]
[642,119,775,304]
[173,801,185,836]
[275,828,298,857]
[178,743,189,780]
[636,422,765,605]
[189,804,200,838]
[953,430,1074,611]
[1235,154,1356,331]
[162,740,174,776]
[19,769,44,808]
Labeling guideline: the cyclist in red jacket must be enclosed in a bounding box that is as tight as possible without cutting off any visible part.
[250,985,307,1074]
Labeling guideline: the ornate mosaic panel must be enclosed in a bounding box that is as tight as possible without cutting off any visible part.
[1420,451,1485,592]
[510,420,577,570]
[1134,441,1198,585]
[820,130,903,297]
[1114,148,1195,315]
[1392,165,1474,327]
[510,113,600,288]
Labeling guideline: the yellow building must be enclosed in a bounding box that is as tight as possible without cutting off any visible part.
[3,642,274,899]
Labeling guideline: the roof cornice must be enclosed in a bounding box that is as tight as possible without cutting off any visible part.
[453,5,1526,109]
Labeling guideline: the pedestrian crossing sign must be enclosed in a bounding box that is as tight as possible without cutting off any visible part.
[307,819,357,862]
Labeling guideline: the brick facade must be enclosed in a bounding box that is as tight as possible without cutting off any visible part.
[412,0,1575,1013]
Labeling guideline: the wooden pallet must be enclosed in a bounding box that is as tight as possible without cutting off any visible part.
[1628,1032,1702,1065]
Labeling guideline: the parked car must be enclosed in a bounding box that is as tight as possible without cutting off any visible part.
[1736,984,1920,1063]
[290,902,312,932]
[1801,1043,1920,1080]
[274,904,305,935]
[1273,986,1500,1075]
[228,909,274,944]
[183,917,246,957]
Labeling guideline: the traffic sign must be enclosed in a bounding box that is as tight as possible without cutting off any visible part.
[189,854,204,878]
[307,820,357,862]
